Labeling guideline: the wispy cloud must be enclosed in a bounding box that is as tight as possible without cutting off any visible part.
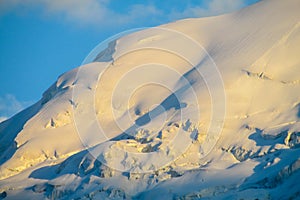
[0,0,112,24]
[0,0,257,27]
[169,0,247,19]
[0,94,33,121]
[0,116,7,123]
[207,0,247,14]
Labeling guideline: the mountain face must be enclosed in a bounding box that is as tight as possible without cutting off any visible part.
[1,0,300,199]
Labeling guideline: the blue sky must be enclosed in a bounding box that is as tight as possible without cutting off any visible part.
[0,0,260,121]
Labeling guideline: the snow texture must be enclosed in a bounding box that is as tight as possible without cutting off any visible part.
[0,0,300,199]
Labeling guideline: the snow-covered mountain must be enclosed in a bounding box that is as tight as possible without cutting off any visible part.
[1,0,300,199]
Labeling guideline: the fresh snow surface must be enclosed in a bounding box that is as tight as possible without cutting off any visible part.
[1,0,300,199]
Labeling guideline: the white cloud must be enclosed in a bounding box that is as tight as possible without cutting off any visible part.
[0,116,7,123]
[0,0,112,25]
[208,0,246,14]
[169,0,247,20]
[0,0,253,27]
[0,94,33,120]
[43,0,111,24]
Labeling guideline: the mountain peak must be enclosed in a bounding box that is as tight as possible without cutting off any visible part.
[0,0,299,199]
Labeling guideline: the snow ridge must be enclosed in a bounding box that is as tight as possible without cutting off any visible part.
[0,0,300,199]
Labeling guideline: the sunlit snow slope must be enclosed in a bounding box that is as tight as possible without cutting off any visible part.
[0,0,300,199]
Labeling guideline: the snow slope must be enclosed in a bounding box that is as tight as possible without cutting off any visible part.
[1,0,300,199]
